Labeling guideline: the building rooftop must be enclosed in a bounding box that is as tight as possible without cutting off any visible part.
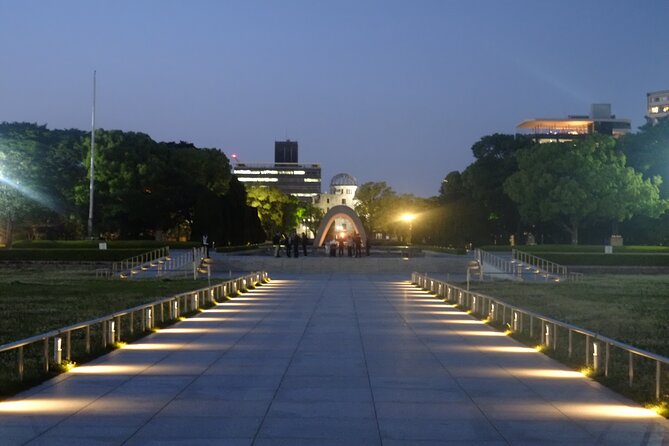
[330,173,357,187]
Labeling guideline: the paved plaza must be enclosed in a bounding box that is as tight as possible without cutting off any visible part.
[1,273,668,445]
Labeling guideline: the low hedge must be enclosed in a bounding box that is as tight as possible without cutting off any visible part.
[215,243,265,253]
[0,249,150,262]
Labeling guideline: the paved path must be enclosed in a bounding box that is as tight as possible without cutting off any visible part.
[1,273,668,445]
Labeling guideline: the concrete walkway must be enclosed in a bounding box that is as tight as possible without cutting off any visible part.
[1,273,668,445]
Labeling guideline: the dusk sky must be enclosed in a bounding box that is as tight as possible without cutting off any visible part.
[1,1,668,197]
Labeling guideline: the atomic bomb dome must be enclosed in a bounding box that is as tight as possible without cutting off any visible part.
[330,173,357,187]
[312,172,359,214]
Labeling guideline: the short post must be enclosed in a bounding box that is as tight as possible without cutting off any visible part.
[54,336,63,364]
[65,331,72,361]
[85,325,91,354]
[656,361,662,401]
[592,341,600,373]
[43,338,49,373]
[146,307,153,330]
[109,320,116,346]
[18,346,24,382]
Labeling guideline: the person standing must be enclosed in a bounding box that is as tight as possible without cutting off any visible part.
[285,233,292,257]
[292,232,299,258]
[354,233,362,258]
[301,232,308,256]
[273,232,281,257]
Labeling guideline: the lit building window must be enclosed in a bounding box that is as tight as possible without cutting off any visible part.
[238,177,279,182]
[651,106,660,114]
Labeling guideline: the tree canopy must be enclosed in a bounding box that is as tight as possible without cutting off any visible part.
[0,122,264,246]
[504,135,667,244]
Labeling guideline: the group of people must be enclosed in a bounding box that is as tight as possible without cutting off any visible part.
[325,232,368,258]
[272,232,308,257]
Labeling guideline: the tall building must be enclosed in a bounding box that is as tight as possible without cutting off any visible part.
[517,103,631,143]
[232,140,321,200]
[275,139,298,163]
[646,90,669,123]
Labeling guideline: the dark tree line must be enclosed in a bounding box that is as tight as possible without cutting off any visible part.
[412,121,669,247]
[0,122,264,247]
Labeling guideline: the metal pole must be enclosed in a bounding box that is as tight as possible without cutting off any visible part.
[87,70,96,238]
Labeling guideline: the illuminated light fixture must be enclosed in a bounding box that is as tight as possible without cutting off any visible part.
[54,337,63,364]
[146,308,153,329]
[580,366,595,377]
[304,178,320,182]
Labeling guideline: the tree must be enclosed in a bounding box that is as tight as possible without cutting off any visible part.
[504,135,667,244]
[0,123,86,246]
[246,186,291,238]
[354,181,397,235]
[461,134,533,242]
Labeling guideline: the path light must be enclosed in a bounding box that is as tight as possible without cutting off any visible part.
[54,337,62,364]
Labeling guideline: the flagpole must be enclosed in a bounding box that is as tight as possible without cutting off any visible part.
[87,70,96,238]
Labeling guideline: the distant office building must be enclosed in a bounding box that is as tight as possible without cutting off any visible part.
[275,139,298,163]
[646,90,669,123]
[517,103,631,143]
[232,140,321,200]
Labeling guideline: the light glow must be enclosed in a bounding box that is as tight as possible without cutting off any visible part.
[0,398,91,414]
[477,346,536,354]
[558,403,661,419]
[70,364,146,374]
[508,368,584,379]
[453,330,506,337]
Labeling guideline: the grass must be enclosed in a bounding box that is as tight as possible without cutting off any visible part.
[8,240,200,249]
[0,265,214,345]
[0,265,220,398]
[482,244,669,254]
[467,275,669,357]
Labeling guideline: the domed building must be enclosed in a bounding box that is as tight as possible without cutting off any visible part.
[314,173,359,212]
[309,173,362,242]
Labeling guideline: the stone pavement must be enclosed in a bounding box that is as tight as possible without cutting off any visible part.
[1,273,668,445]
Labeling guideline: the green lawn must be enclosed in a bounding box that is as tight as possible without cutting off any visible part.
[0,266,214,345]
[467,275,669,357]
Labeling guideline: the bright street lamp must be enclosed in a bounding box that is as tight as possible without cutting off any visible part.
[401,213,415,245]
